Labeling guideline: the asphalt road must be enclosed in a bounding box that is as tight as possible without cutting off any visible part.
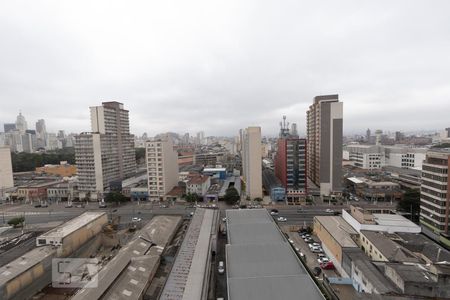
[0,202,195,226]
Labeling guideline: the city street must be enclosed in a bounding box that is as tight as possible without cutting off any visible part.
[0,202,195,226]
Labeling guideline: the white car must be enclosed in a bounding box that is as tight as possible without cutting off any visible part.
[277,217,287,222]
[311,246,323,253]
[325,209,334,213]
[270,211,279,216]
[309,243,320,249]
[317,257,329,264]
[132,217,142,222]
[222,217,227,222]
[288,239,294,244]
[218,261,225,274]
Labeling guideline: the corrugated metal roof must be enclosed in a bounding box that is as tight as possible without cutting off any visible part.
[226,209,325,300]
[226,243,307,278]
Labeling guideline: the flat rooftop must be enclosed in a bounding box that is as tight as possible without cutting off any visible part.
[226,209,324,300]
[372,213,420,229]
[160,208,217,300]
[0,245,55,286]
[38,212,106,239]
[314,216,358,248]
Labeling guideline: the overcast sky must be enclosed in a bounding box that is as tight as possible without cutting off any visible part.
[1,0,449,137]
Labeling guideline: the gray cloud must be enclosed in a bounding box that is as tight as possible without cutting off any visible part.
[1,0,449,137]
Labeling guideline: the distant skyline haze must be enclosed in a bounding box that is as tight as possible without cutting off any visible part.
[1,0,449,136]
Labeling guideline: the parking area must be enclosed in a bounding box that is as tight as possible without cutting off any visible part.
[283,226,339,279]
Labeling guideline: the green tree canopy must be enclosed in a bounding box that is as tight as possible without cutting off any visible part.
[11,148,75,172]
[135,148,146,164]
[8,216,25,227]
[397,188,420,222]
[105,192,128,204]
[224,187,240,205]
[185,193,200,203]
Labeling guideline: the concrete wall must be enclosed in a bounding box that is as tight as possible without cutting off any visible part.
[1,247,55,300]
[0,147,13,190]
[59,214,108,257]
[351,262,379,294]
[359,232,388,262]
[313,218,344,263]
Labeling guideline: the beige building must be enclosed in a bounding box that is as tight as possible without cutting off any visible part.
[313,215,358,275]
[306,95,343,196]
[0,147,14,194]
[359,230,419,263]
[242,126,262,199]
[146,137,179,201]
[75,101,136,199]
[420,149,450,246]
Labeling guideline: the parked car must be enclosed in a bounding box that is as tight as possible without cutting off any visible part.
[270,209,279,216]
[311,246,323,253]
[222,217,227,222]
[277,217,287,222]
[320,261,335,270]
[34,204,41,208]
[317,257,329,264]
[317,253,326,259]
[99,202,107,208]
[41,203,48,208]
[218,261,225,274]
[309,243,320,249]
[312,267,322,276]
[288,239,294,244]
[304,237,314,243]
[132,217,142,222]
[301,234,311,239]
[325,208,334,213]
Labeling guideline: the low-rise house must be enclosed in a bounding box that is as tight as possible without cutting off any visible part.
[186,175,211,196]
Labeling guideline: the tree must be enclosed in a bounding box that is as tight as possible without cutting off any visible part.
[185,193,200,203]
[224,187,240,205]
[11,148,75,172]
[254,197,263,203]
[8,216,25,228]
[105,192,128,205]
[397,188,420,222]
[135,148,146,164]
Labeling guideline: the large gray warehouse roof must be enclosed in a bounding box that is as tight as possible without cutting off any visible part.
[225,209,325,300]
[226,243,307,278]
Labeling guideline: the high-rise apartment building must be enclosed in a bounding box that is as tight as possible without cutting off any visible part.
[242,126,262,199]
[35,119,47,149]
[75,101,136,199]
[420,150,450,245]
[15,112,27,134]
[3,123,16,133]
[275,118,307,202]
[146,137,179,201]
[0,147,14,196]
[306,94,343,196]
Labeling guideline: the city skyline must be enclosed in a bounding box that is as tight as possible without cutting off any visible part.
[1,1,450,136]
